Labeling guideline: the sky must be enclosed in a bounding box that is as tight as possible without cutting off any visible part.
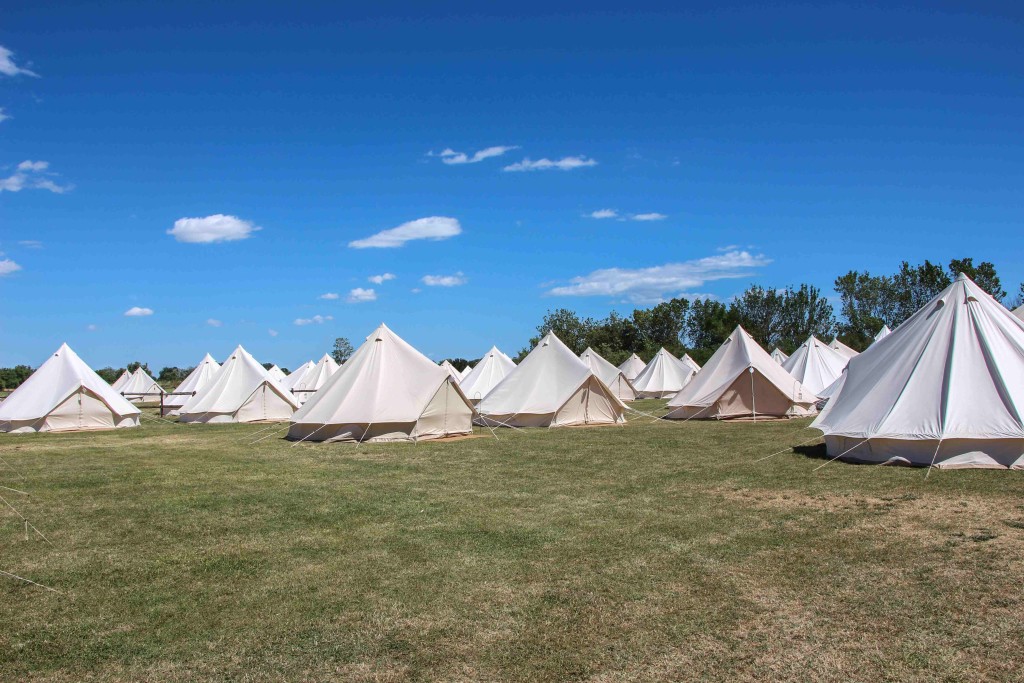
[2,1,1022,370]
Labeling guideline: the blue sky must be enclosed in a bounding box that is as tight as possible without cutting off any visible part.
[2,1,1022,369]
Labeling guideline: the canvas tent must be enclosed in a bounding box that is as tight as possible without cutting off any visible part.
[1014,304,1024,322]
[119,367,164,404]
[290,354,339,404]
[579,347,637,402]
[110,370,131,391]
[459,365,473,380]
[680,354,701,374]
[440,360,463,383]
[267,365,287,383]
[288,323,474,443]
[770,348,789,365]
[631,348,696,399]
[666,326,818,420]
[0,344,140,433]
[782,336,849,396]
[476,332,625,428]
[460,346,516,403]
[281,361,314,391]
[812,273,1024,469]
[163,353,221,416]
[617,353,647,381]
[178,345,298,423]
[872,325,892,344]
[829,338,859,360]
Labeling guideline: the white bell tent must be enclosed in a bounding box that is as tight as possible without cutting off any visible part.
[291,354,339,404]
[440,360,463,383]
[459,346,516,404]
[579,347,637,402]
[288,323,474,443]
[872,324,892,344]
[476,332,625,428]
[0,344,140,433]
[267,365,287,383]
[666,326,818,420]
[770,347,789,365]
[617,353,647,381]
[110,370,131,391]
[630,348,695,399]
[829,337,859,360]
[680,354,701,374]
[812,274,1024,469]
[281,361,315,392]
[781,336,849,396]
[119,367,164,404]
[178,345,298,423]
[164,353,221,416]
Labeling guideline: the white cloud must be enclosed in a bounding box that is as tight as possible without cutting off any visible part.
[319,292,340,300]
[18,240,42,248]
[294,314,333,326]
[503,156,597,172]
[86,324,97,332]
[124,306,154,317]
[368,272,396,284]
[167,214,260,244]
[421,272,467,287]
[206,318,222,327]
[0,46,38,78]
[268,329,279,337]
[546,251,772,303]
[349,216,461,249]
[0,108,9,123]
[410,288,422,294]
[588,209,666,221]
[0,160,72,194]
[0,258,22,276]
[347,287,377,303]
[436,145,519,165]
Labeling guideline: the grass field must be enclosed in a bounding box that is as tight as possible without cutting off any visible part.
[2,400,1023,681]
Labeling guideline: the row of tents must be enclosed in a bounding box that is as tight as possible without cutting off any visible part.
[2,276,1023,468]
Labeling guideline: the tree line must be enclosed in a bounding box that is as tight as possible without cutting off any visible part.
[522,256,1020,366]
[1,258,1020,390]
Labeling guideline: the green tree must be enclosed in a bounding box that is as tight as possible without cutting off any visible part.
[683,298,734,359]
[1010,282,1024,309]
[891,260,950,322]
[834,270,890,350]
[948,257,1005,301]
[158,366,190,383]
[0,365,34,390]
[728,286,785,349]
[522,308,594,357]
[779,283,835,351]
[631,298,689,356]
[584,311,642,365]
[332,337,354,364]
[126,361,151,375]
[95,367,124,385]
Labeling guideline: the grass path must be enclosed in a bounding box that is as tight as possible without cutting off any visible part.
[2,401,1023,681]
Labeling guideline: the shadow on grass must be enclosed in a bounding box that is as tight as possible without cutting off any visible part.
[793,443,828,461]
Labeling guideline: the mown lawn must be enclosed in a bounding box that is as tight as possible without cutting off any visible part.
[1,400,1022,681]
